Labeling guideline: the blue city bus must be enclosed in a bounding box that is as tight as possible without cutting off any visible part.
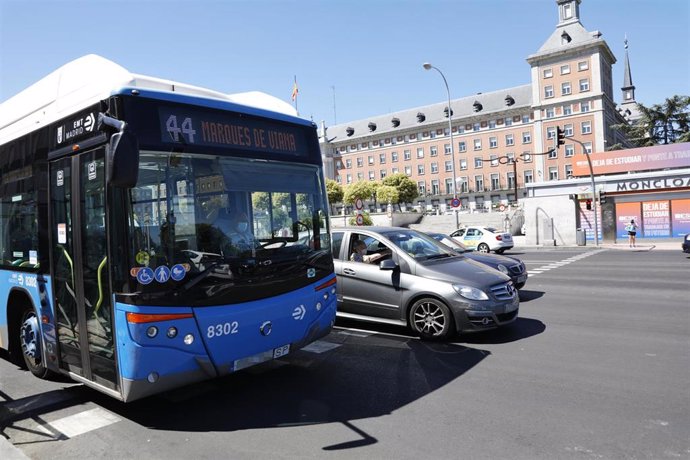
[0,55,336,401]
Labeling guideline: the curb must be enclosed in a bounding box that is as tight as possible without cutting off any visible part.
[0,437,29,460]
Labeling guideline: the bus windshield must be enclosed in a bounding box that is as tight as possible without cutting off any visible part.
[125,152,332,306]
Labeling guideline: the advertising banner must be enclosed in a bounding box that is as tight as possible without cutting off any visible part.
[671,199,690,236]
[572,142,690,176]
[641,200,671,238]
[615,202,641,239]
[579,203,602,241]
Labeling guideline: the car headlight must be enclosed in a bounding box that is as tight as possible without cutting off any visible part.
[453,285,489,300]
[496,264,509,274]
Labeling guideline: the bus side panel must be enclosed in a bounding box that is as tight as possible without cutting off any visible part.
[193,276,337,375]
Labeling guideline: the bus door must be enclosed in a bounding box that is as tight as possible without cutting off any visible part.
[49,148,118,392]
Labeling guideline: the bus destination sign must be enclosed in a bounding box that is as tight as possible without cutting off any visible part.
[159,107,307,157]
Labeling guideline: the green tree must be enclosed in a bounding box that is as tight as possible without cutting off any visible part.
[376,185,399,206]
[325,179,343,212]
[343,181,375,205]
[612,95,690,147]
[381,173,418,209]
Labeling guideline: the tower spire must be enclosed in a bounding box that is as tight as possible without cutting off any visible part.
[621,34,636,104]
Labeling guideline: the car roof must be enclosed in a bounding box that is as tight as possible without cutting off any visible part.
[335,226,414,233]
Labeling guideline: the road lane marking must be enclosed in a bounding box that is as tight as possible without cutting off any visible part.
[36,407,120,439]
[301,340,342,353]
[526,249,606,278]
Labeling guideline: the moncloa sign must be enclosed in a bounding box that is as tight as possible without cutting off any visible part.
[616,177,690,191]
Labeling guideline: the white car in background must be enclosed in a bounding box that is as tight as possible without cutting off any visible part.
[450,226,514,254]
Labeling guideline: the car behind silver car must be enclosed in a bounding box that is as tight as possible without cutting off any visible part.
[331,227,519,340]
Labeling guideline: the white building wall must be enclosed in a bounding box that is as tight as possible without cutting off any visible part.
[523,195,578,246]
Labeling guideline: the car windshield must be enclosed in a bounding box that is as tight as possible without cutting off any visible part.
[382,229,458,261]
[123,152,332,305]
[485,227,498,233]
[431,234,470,253]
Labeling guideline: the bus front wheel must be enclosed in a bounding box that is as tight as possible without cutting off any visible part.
[19,308,51,378]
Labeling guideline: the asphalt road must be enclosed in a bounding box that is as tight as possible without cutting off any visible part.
[1,248,688,459]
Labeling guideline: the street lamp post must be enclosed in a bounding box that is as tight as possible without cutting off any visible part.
[423,62,459,229]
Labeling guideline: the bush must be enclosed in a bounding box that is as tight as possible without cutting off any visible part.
[348,212,373,226]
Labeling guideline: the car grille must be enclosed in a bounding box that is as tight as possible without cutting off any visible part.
[490,282,515,300]
[497,310,518,322]
[508,262,525,275]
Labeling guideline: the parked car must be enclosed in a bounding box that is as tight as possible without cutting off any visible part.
[331,227,519,340]
[450,226,514,253]
[683,233,690,253]
[428,233,528,289]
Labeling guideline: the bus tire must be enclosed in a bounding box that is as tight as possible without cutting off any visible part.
[18,307,52,379]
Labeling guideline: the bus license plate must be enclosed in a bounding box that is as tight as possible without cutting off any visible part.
[273,344,290,358]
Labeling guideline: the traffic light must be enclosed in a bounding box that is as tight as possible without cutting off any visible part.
[585,199,592,210]
[556,126,566,148]
[599,191,607,204]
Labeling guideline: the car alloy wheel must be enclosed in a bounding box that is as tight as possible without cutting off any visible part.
[477,243,490,253]
[409,298,453,341]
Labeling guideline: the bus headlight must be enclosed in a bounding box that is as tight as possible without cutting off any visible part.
[167,327,178,338]
[183,334,194,345]
[146,326,158,338]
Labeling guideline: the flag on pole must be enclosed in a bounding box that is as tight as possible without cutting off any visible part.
[291,76,299,101]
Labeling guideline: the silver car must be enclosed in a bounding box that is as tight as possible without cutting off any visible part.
[331,227,519,340]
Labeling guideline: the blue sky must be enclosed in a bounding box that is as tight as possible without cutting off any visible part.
[1,0,688,127]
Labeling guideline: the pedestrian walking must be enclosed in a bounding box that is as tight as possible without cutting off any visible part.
[625,219,638,248]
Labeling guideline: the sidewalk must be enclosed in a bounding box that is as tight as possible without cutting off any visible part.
[0,437,29,460]
[512,235,682,251]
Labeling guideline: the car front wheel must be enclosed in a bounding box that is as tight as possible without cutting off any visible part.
[408,298,454,341]
[477,243,490,253]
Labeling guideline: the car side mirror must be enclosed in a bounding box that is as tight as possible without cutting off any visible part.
[379,259,398,271]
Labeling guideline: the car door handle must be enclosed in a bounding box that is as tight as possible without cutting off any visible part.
[343,268,356,275]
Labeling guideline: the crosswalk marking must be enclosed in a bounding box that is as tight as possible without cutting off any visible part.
[301,340,342,353]
[527,249,606,278]
[36,407,120,439]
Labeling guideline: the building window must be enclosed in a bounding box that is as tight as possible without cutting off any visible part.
[417,148,424,159]
[546,108,555,119]
[380,169,387,179]
[391,151,398,162]
[563,104,572,115]
[546,127,556,139]
[548,149,557,159]
[458,141,467,152]
[445,160,452,172]
[505,134,514,146]
[417,164,425,175]
[490,155,499,167]
[336,175,342,183]
[491,173,500,191]
[523,170,533,185]
[444,143,451,155]
[561,81,571,95]
[581,121,592,134]
[418,181,426,195]
[544,85,554,98]
[565,144,575,157]
[489,136,498,148]
[564,123,574,136]
[581,101,590,112]
[578,60,589,71]
[404,150,411,161]
[543,68,553,78]
[345,159,352,169]
[445,178,453,194]
[405,166,412,176]
[379,153,386,164]
[431,180,440,195]
[460,159,468,170]
[430,146,438,157]
[565,164,573,178]
[459,177,469,193]
[522,132,532,143]
[505,117,513,126]
[583,142,592,154]
[549,167,558,181]
[489,120,497,129]
[369,171,375,180]
[475,175,484,192]
[563,2,572,19]
[507,172,515,190]
[392,167,399,174]
[357,172,363,180]
[579,78,590,92]
[522,114,530,123]
[473,123,480,132]
[368,156,374,165]
[473,139,482,150]
[560,64,571,75]
[431,162,439,174]
[357,157,363,167]
[346,174,352,184]
[474,157,483,168]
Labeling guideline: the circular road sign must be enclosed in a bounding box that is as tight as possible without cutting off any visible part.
[356,214,364,225]
[499,204,506,212]
[451,198,461,208]
[355,198,364,210]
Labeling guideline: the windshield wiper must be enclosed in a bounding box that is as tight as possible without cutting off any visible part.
[426,253,454,260]
[176,260,227,293]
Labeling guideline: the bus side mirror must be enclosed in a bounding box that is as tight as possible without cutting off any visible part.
[100,113,139,188]
[107,128,139,187]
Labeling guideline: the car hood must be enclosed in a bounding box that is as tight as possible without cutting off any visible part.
[416,256,511,287]
[465,252,518,268]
